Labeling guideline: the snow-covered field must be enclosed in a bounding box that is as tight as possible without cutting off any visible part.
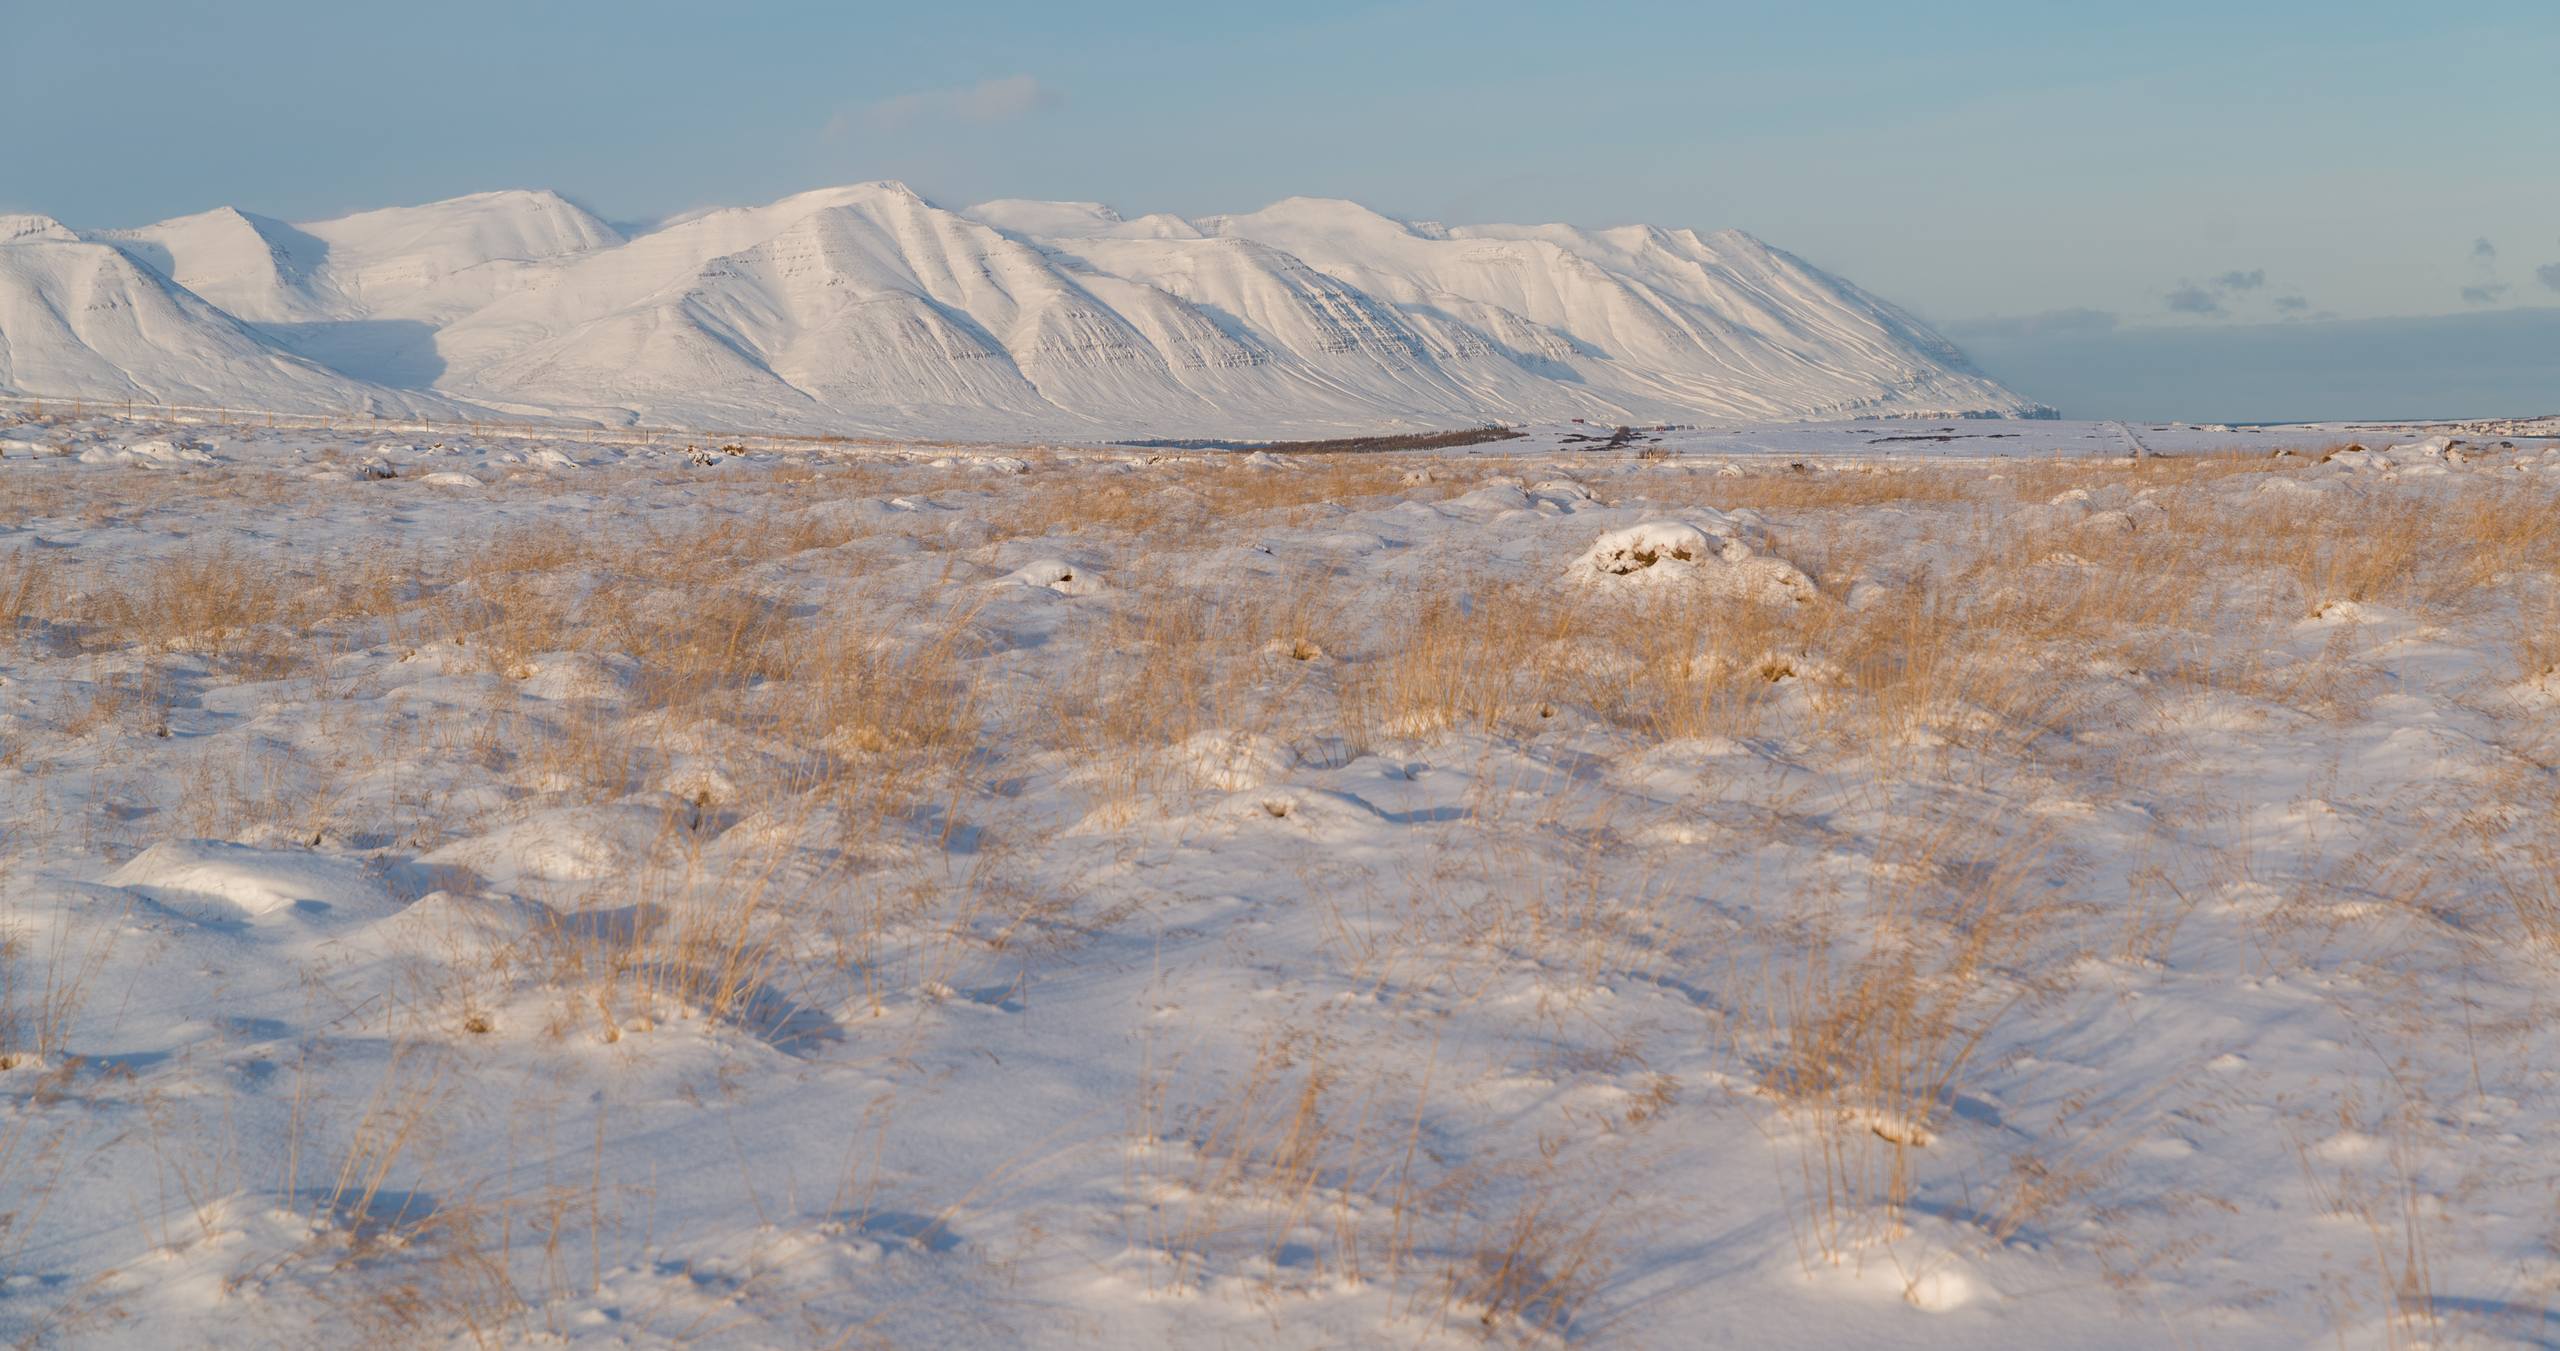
[6,408,2560,1347]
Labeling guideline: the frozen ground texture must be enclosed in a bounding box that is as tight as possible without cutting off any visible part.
[1,184,2032,437]
[4,412,2560,1347]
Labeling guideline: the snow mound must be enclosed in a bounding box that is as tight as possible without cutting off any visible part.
[2014,486,2169,536]
[1448,483,1534,514]
[105,840,391,918]
[1174,731,1294,792]
[1576,521,1717,576]
[518,651,637,701]
[418,803,684,887]
[1007,559,1105,595]
[77,439,216,467]
[1570,521,1813,602]
[1527,479,1598,512]
[365,889,558,957]
[932,454,1031,474]
[1846,579,1896,611]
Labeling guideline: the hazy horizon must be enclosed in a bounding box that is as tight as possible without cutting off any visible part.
[1946,307,2560,424]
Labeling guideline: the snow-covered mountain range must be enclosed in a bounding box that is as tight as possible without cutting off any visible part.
[1,183,2041,437]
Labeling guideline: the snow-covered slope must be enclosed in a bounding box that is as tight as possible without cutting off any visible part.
[0,216,463,415]
[95,207,329,322]
[7,184,2040,436]
[1186,197,2007,422]
[101,189,622,325]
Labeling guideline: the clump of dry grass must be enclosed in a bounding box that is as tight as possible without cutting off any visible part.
[2452,480,2560,590]
[2161,474,2555,620]
[1440,1184,1619,1337]
[58,660,170,741]
[90,547,303,661]
[1133,1019,1625,1338]
[531,814,803,1049]
[2292,1097,2444,1350]
[1140,1038,1381,1291]
[1340,585,1553,742]
[1757,819,2052,1267]
[1027,570,1351,821]
[776,593,987,831]
[0,909,119,1071]
[2516,600,2560,685]
[2285,507,2434,615]
[0,548,55,634]
[2484,841,2560,957]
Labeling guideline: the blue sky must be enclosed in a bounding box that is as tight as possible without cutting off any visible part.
[8,1,2555,417]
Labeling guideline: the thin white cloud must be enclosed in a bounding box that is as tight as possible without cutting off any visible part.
[828,75,1062,138]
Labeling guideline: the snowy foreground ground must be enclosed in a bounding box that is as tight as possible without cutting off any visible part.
[6,410,2560,1347]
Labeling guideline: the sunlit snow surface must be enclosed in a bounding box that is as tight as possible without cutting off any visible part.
[3,409,2560,1347]
[7,184,2035,437]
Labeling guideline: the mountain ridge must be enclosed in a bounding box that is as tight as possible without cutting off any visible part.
[0,182,2045,437]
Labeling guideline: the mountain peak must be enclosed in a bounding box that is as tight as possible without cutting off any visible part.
[972,198,1119,223]
[294,188,623,276]
[114,204,299,243]
[1212,197,1413,239]
[436,187,593,214]
[1,213,77,244]
[794,180,926,204]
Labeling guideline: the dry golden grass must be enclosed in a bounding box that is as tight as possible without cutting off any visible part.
[527,813,801,1047]
[13,437,2559,1342]
[91,547,297,654]
[58,660,170,741]
[0,548,53,637]
[2135,471,2560,622]
[1134,1016,1626,1335]
[1757,817,2052,1264]
[1326,581,1805,751]
[980,455,1457,545]
[0,909,118,1071]
[33,447,2548,851]
[1338,585,1552,742]
[2454,479,2560,593]
[777,593,987,830]
[1656,463,1986,512]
